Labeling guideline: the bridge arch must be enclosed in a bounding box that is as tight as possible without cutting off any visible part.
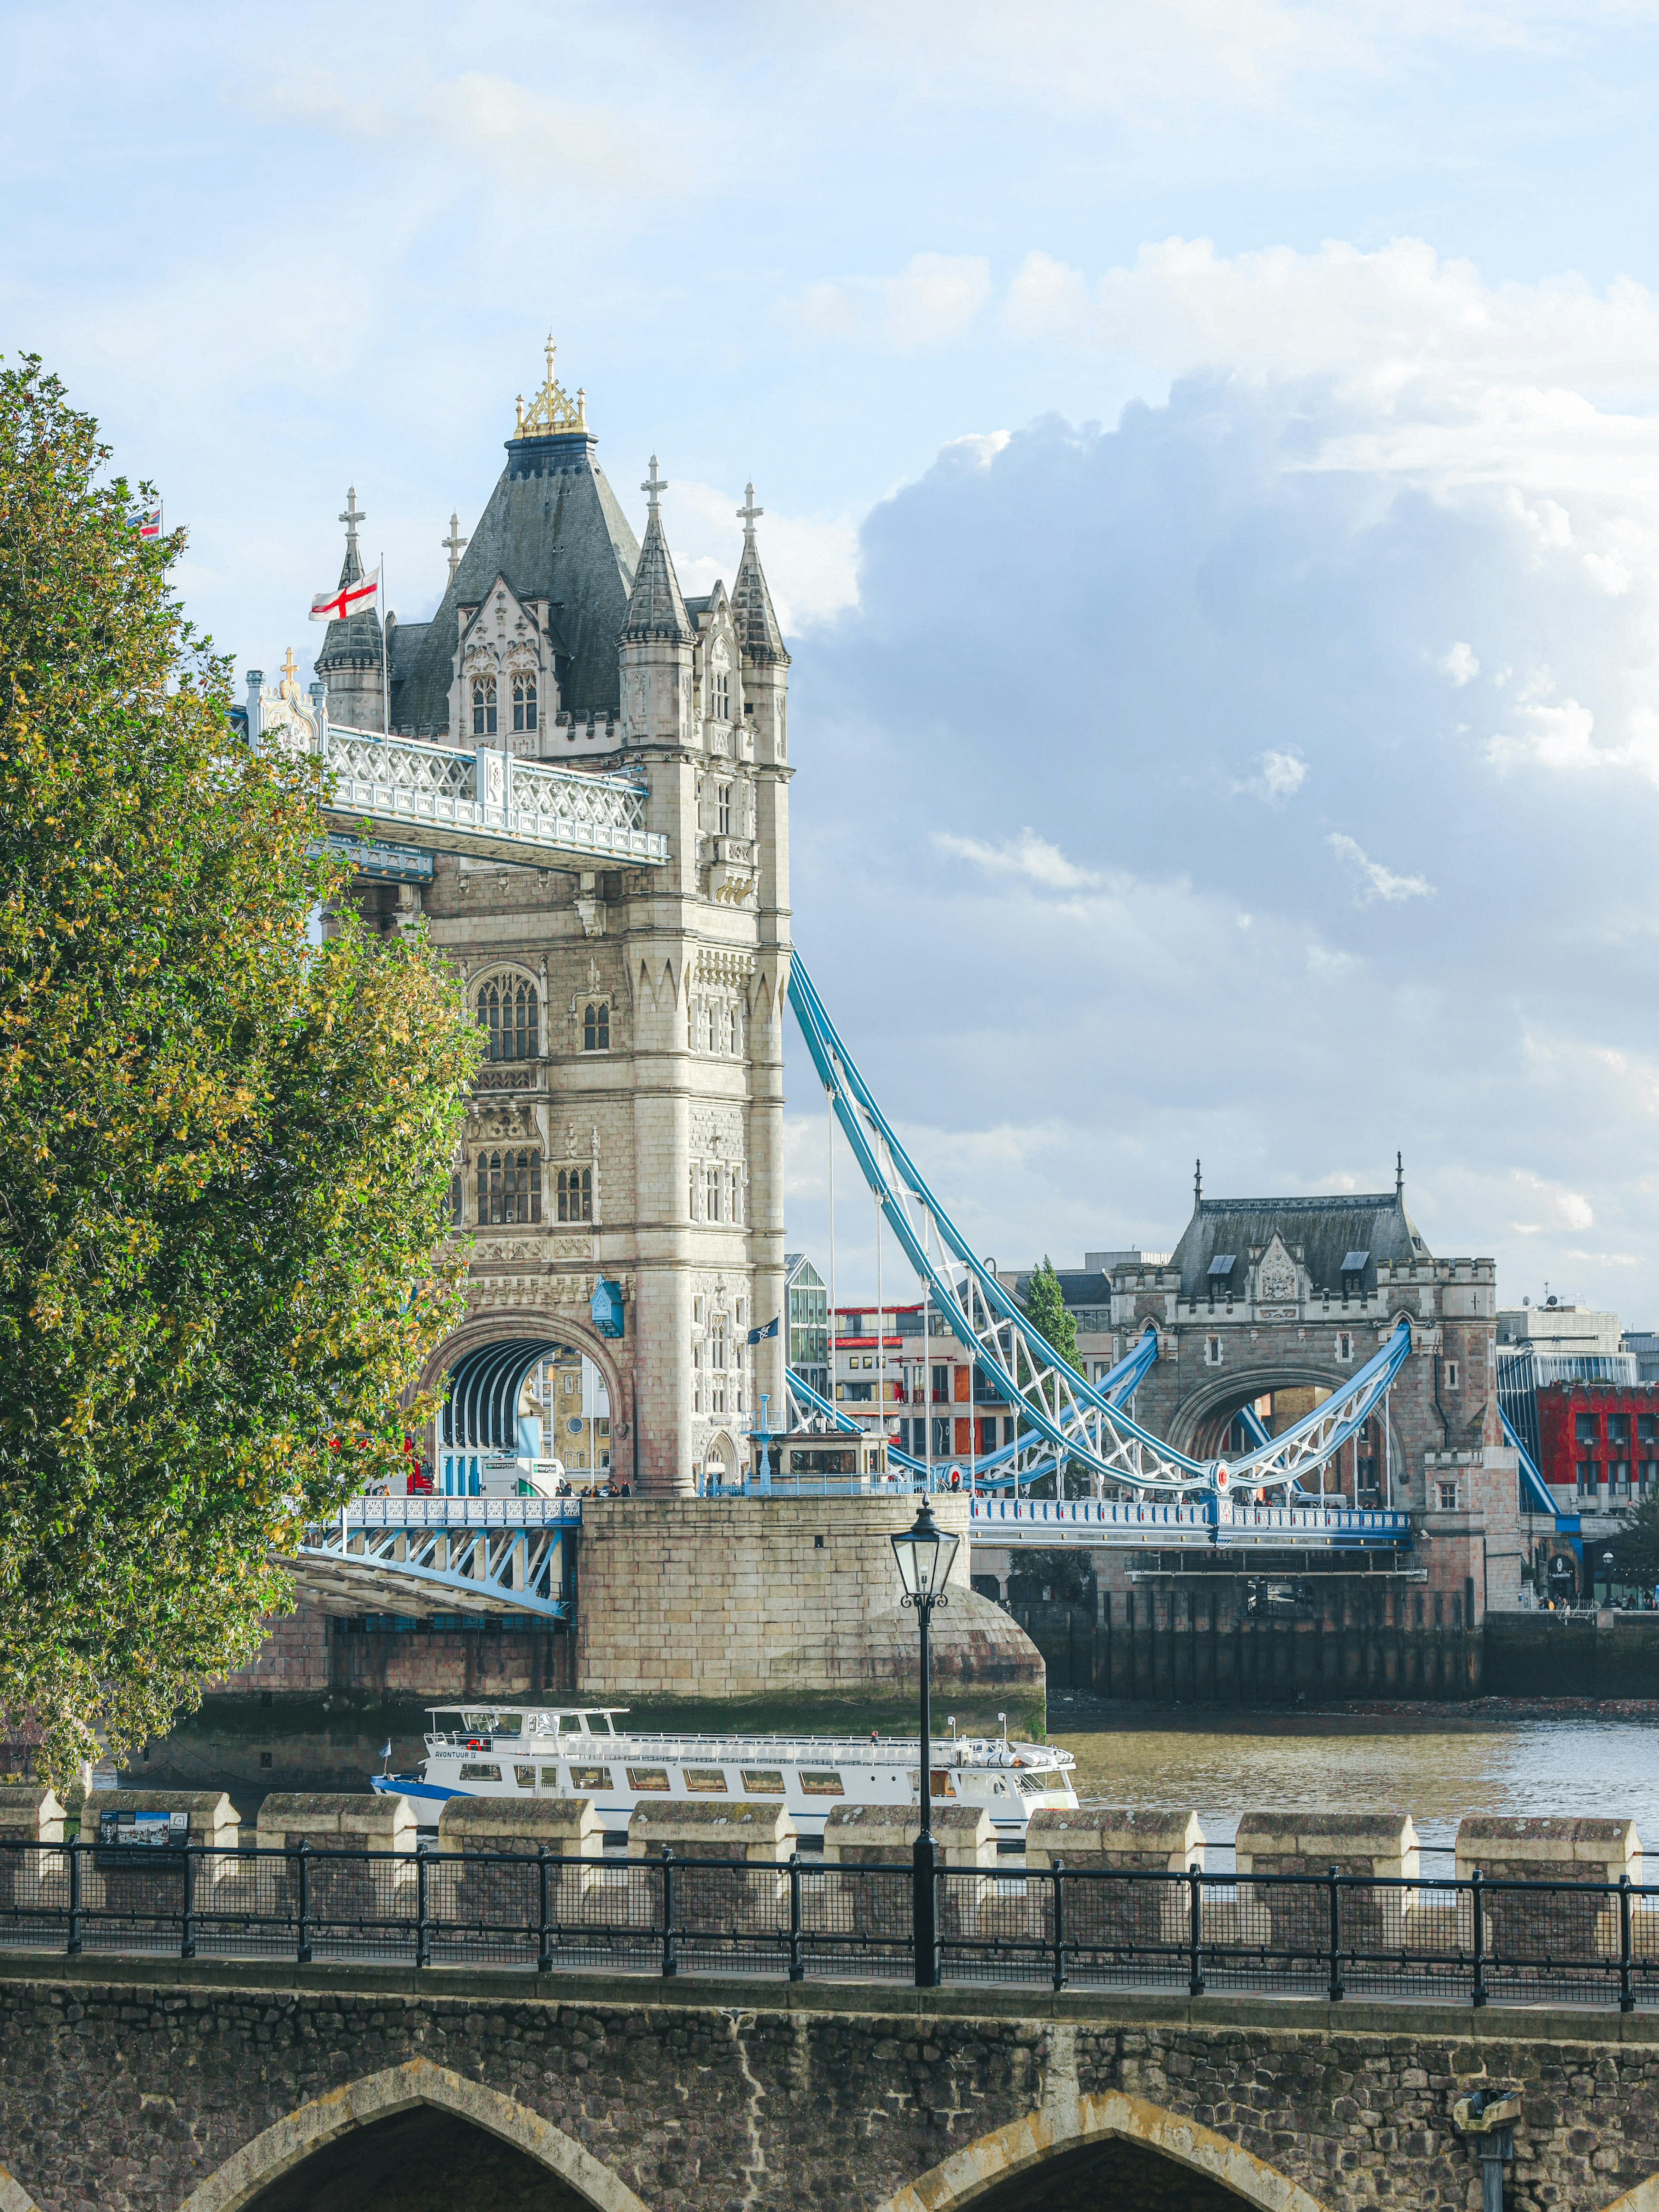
[418,1305,630,1481]
[1168,1359,1402,1486]
[178,2056,648,2212]
[874,2086,1325,2212]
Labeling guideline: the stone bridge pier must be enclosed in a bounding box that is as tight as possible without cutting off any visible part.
[5,1959,1659,2212]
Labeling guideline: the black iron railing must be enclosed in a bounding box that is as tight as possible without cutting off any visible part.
[1,1842,1655,2010]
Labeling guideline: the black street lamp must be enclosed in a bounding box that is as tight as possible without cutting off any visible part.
[891,1500,960,1989]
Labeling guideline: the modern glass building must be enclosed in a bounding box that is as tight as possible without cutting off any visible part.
[784,1252,830,1396]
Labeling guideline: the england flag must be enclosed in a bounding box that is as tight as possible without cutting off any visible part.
[309,568,379,623]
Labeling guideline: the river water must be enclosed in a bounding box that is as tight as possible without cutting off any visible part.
[1050,1713,1659,1862]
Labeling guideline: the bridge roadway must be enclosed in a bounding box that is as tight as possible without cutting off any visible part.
[0,1951,1653,2211]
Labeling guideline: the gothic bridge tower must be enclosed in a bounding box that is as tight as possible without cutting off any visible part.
[337,341,791,1495]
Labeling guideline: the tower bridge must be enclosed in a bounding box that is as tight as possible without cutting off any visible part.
[240,336,1538,1675]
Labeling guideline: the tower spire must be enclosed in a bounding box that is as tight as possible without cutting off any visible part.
[1396,1150,1404,1199]
[442,511,468,584]
[621,457,691,643]
[731,477,788,667]
[1194,1157,1202,1206]
[337,487,366,585]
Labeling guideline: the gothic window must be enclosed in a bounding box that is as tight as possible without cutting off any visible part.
[513,673,537,732]
[709,1319,728,1413]
[707,1165,721,1222]
[477,976,538,1062]
[712,667,731,722]
[732,1172,743,1226]
[449,1173,464,1226]
[582,1001,610,1052]
[705,1005,717,1052]
[687,998,696,1050]
[690,1163,699,1219]
[728,1006,739,1055]
[557,1165,593,1223]
[476,1149,542,1226]
[717,782,731,834]
[472,675,498,736]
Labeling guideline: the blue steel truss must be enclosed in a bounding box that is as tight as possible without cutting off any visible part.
[788,953,1413,1500]
[289,1498,577,1620]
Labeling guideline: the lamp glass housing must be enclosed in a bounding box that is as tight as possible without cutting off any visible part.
[891,1503,959,1602]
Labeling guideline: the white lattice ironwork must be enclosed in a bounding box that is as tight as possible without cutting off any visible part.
[283,1497,577,1618]
[317,725,668,870]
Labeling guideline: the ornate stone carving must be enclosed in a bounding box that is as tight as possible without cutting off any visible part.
[1257,1236,1297,1308]
[474,1067,533,1092]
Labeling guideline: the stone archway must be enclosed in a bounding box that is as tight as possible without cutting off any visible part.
[178,2057,648,2212]
[874,2085,1325,2212]
[417,1304,632,1484]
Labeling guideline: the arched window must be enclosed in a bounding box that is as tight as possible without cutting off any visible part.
[582,1001,609,1052]
[706,1005,717,1052]
[731,1172,743,1227]
[472,674,498,737]
[728,1006,739,1055]
[707,1164,721,1222]
[512,673,537,733]
[477,976,538,1062]
[557,1166,592,1223]
[712,669,731,722]
[449,1173,464,1226]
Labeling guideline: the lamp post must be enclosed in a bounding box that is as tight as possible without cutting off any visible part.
[891,1500,960,1988]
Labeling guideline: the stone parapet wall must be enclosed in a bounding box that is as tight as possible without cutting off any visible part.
[0,1958,1657,2210]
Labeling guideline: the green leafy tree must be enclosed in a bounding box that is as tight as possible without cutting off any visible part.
[1018,1257,1084,1496]
[0,359,481,1781]
[1609,1496,1659,1590]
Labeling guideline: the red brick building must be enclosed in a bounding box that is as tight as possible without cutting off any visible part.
[1536,1380,1659,1506]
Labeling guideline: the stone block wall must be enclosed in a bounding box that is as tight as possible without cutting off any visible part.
[575,1496,1044,1725]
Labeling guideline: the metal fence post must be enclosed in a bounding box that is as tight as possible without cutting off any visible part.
[416,1840,431,1970]
[1051,1858,1066,1993]
[180,1843,196,1961]
[537,1846,553,1975]
[1188,1862,1205,1998]
[1327,1864,1344,2003]
[788,1852,804,1984]
[66,1838,82,1958]
[660,1846,677,1978]
[1470,1868,1487,2009]
[1620,1873,1634,2015]
[296,1841,312,1966]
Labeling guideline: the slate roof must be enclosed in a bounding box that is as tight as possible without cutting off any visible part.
[1168,1191,1430,1300]
[392,428,639,734]
[1009,1269,1114,1314]
[621,505,693,643]
[731,532,788,665]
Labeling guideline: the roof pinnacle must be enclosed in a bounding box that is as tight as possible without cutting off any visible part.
[642,454,666,513]
[737,482,763,543]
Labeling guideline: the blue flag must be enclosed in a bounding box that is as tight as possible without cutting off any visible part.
[747,1316,780,1345]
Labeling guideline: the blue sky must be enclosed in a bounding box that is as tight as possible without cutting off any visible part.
[8,1,1659,1313]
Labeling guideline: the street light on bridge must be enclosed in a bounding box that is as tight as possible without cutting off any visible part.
[891,1500,960,1990]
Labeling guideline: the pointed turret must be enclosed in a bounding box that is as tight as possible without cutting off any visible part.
[729,482,789,773]
[621,457,693,643]
[730,483,788,667]
[618,455,695,761]
[313,486,385,731]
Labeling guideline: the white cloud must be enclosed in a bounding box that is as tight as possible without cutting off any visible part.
[933,827,1100,891]
[1254,747,1308,799]
[1486,689,1659,785]
[1326,833,1435,905]
[785,254,993,352]
[1439,641,1480,686]
[1511,1170,1595,1232]
[663,478,860,630]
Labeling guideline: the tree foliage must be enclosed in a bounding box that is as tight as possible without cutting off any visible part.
[1609,1495,1659,1590]
[1023,1257,1082,1381]
[0,359,481,1780]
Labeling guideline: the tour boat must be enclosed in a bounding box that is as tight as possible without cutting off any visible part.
[372,1705,1077,1851]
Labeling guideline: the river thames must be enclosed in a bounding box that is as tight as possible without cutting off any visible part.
[1052,1707,1659,1860]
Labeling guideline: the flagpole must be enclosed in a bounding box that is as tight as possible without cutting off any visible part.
[380,550,389,736]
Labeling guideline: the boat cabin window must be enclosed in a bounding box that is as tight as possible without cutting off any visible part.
[514,1764,536,1789]
[459,1762,502,1782]
[798,1770,843,1797]
[537,1766,562,1789]
[626,1766,671,1792]
[684,1767,728,1793]
[567,1764,611,1791]
[742,1768,785,1796]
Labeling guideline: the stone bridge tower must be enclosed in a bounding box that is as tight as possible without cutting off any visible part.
[339,343,791,1495]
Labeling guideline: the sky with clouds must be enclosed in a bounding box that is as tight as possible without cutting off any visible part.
[7,0,1659,1314]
